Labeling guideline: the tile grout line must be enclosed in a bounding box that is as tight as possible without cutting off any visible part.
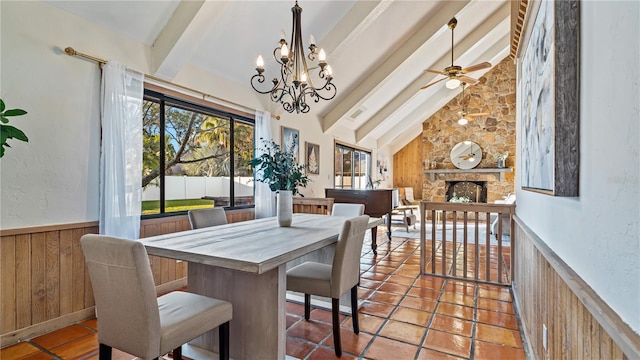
[354,235,419,358]
[469,278,480,360]
[22,339,63,360]
[294,229,395,359]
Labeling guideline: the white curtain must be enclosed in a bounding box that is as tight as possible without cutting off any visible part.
[99,62,144,238]
[254,110,275,218]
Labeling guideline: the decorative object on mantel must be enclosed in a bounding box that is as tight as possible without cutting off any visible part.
[250,139,310,226]
[250,1,336,114]
[450,140,482,169]
[493,151,509,168]
[0,98,29,158]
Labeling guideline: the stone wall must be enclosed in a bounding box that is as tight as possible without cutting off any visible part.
[422,56,516,202]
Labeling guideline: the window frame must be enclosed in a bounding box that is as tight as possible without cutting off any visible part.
[333,141,373,189]
[142,88,255,219]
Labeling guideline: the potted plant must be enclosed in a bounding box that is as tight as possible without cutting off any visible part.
[0,98,29,158]
[250,139,310,226]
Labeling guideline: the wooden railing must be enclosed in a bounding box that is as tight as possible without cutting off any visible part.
[419,201,515,284]
[293,197,334,215]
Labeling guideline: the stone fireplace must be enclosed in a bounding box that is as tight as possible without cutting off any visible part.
[422,169,512,203]
[392,57,516,202]
[445,181,487,203]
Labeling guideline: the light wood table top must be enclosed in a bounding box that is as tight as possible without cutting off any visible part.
[140,214,383,274]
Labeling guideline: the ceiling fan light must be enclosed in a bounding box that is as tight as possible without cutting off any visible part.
[458,117,468,125]
[446,78,461,89]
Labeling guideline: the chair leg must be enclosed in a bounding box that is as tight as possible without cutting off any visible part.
[172,346,182,360]
[350,285,359,334]
[332,298,342,357]
[219,321,230,360]
[304,294,311,320]
[98,344,112,360]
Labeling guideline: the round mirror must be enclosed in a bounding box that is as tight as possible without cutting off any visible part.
[450,141,482,169]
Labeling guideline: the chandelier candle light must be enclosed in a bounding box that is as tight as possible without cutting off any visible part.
[251,1,337,114]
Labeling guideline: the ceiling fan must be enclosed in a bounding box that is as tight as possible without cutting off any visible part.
[456,82,489,125]
[421,17,491,90]
[459,153,476,161]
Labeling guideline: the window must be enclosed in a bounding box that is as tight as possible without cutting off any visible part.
[142,89,254,215]
[334,143,372,189]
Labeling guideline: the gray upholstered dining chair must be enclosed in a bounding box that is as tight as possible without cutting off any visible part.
[188,207,228,229]
[331,203,365,217]
[286,215,370,357]
[81,234,232,360]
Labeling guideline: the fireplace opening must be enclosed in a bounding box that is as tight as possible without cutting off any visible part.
[445,181,487,203]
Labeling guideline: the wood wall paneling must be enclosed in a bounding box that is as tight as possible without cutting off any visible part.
[0,208,255,347]
[1,235,16,333]
[512,217,639,360]
[393,135,423,199]
[16,234,32,329]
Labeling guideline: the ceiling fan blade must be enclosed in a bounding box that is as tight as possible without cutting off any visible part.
[420,77,446,90]
[468,112,490,117]
[461,62,491,73]
[458,76,479,84]
[423,69,446,75]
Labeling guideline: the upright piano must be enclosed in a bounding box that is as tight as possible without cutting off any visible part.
[325,188,399,254]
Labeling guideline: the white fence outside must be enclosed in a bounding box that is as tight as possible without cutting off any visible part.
[142,176,254,201]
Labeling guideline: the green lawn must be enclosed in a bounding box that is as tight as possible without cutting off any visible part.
[142,199,215,215]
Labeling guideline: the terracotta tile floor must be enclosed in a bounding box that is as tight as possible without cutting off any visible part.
[1,230,528,359]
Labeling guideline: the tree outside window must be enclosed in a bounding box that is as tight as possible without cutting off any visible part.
[142,89,254,215]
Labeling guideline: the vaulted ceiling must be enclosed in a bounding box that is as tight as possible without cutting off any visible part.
[48,0,511,153]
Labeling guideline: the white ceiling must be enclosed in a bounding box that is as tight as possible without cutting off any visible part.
[47,0,511,152]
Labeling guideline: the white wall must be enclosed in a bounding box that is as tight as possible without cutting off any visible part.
[0,1,150,229]
[0,1,370,229]
[515,1,639,333]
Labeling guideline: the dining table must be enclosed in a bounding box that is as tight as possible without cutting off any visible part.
[139,213,384,360]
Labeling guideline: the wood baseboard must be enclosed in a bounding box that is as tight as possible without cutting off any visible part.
[156,277,188,295]
[0,307,96,348]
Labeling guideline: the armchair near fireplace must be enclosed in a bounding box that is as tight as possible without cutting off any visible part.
[490,194,516,236]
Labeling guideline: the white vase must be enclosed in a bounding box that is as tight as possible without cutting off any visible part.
[277,190,293,227]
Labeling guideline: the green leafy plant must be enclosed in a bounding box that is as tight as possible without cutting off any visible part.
[0,98,29,158]
[449,193,472,203]
[250,139,309,195]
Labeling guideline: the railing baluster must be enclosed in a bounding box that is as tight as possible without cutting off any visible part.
[497,213,503,283]
[485,212,491,282]
[463,211,468,279]
[452,211,457,277]
[441,210,447,276]
[431,209,436,273]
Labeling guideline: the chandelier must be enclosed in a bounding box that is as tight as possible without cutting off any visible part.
[250,1,337,114]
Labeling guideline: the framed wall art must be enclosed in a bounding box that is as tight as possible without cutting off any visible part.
[305,142,320,175]
[281,126,299,163]
[518,0,579,196]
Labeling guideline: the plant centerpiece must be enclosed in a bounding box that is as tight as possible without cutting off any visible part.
[250,139,310,226]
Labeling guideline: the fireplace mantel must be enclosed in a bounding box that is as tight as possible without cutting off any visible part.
[424,168,513,182]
